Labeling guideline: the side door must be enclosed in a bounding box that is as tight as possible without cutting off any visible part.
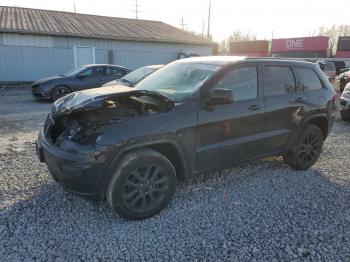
[196,63,266,170]
[261,64,309,154]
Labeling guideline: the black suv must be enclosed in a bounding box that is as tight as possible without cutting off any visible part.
[36,57,337,219]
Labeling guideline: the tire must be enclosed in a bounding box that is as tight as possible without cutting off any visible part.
[52,86,71,101]
[107,149,176,220]
[284,124,323,170]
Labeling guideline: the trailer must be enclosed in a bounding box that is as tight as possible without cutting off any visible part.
[229,40,269,57]
[271,36,329,58]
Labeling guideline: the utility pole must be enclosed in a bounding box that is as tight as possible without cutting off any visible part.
[202,18,205,36]
[179,17,187,31]
[73,2,76,13]
[207,0,211,39]
[132,0,142,19]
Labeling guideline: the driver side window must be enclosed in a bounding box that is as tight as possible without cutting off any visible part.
[215,66,258,101]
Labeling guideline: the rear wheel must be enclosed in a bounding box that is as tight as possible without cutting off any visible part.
[284,124,323,170]
[107,149,176,220]
[52,86,70,101]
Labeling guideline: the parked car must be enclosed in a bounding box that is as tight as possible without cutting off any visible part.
[103,65,163,87]
[338,69,350,93]
[36,57,336,219]
[340,83,350,121]
[31,64,131,101]
[321,61,337,82]
[333,60,346,75]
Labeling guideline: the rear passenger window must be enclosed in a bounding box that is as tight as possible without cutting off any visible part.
[263,66,296,97]
[295,68,323,91]
[215,66,258,101]
[107,67,125,78]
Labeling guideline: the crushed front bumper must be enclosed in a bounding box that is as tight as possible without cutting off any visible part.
[36,130,109,199]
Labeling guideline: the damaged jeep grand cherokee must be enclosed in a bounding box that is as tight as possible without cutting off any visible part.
[37,57,336,219]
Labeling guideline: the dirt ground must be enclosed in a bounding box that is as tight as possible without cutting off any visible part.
[0,87,51,154]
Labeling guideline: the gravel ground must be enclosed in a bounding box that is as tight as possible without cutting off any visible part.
[0,88,350,261]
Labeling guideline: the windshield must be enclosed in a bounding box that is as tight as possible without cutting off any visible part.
[135,62,220,102]
[62,66,86,77]
[122,66,158,85]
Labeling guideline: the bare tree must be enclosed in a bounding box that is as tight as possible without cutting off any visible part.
[219,30,257,53]
[310,24,350,56]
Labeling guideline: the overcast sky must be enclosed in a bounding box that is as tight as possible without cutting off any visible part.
[1,0,350,41]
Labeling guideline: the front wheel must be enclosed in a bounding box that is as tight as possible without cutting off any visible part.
[52,86,71,101]
[107,149,176,220]
[284,124,323,170]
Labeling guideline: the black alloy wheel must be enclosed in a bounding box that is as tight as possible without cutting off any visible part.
[297,131,322,166]
[107,149,176,220]
[52,86,71,101]
[121,165,170,213]
[284,124,323,170]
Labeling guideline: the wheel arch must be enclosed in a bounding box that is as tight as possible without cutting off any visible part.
[305,115,329,140]
[285,114,329,154]
[101,140,190,198]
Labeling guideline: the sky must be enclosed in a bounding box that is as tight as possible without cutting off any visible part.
[1,0,350,41]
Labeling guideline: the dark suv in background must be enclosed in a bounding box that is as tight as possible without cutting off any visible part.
[36,57,336,219]
[31,64,130,101]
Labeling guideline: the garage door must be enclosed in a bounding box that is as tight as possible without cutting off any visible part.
[74,46,95,68]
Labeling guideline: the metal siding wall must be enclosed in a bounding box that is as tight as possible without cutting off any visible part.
[0,45,73,81]
[0,33,212,81]
[95,49,108,64]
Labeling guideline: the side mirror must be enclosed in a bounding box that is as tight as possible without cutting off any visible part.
[206,88,233,106]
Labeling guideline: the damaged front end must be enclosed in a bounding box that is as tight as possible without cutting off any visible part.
[45,86,174,152]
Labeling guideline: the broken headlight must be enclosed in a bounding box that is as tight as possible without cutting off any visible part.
[55,120,102,148]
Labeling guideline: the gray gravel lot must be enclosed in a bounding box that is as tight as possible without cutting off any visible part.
[0,88,349,261]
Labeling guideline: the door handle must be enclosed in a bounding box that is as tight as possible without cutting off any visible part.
[248,104,262,111]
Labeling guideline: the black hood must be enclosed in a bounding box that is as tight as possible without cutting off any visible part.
[52,85,172,116]
[33,75,64,85]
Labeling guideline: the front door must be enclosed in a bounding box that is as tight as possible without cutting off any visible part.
[196,64,266,170]
[75,66,106,90]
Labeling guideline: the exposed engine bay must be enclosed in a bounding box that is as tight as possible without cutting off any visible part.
[47,92,174,150]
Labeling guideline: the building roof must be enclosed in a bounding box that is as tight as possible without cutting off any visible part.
[0,6,211,45]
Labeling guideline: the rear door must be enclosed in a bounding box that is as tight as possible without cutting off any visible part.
[196,63,267,170]
[261,63,308,154]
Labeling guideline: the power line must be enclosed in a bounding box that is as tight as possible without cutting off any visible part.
[131,0,142,19]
